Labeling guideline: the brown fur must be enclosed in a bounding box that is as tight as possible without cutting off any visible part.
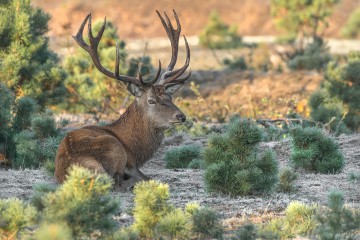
[55,90,184,189]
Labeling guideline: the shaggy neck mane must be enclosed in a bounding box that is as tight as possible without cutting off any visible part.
[106,101,165,166]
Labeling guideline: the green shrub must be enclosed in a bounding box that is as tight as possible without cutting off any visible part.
[34,223,73,240]
[111,228,139,240]
[157,209,191,239]
[132,180,173,238]
[164,145,201,169]
[42,166,119,237]
[12,97,38,133]
[326,52,360,131]
[310,51,360,132]
[132,180,197,239]
[31,112,59,139]
[278,167,298,192]
[0,84,64,169]
[262,201,317,239]
[187,158,203,169]
[30,183,57,211]
[203,118,278,196]
[13,111,64,169]
[348,171,360,183]
[271,0,338,70]
[0,198,38,239]
[341,7,360,38]
[290,127,344,174]
[262,124,289,142]
[232,223,280,240]
[192,207,223,239]
[232,223,258,240]
[127,56,155,79]
[315,191,360,239]
[223,56,247,70]
[288,39,331,70]
[199,11,242,49]
[168,120,214,137]
[271,0,339,41]
[309,89,349,134]
[0,0,66,107]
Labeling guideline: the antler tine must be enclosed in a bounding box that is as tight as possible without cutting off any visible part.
[115,41,121,78]
[73,14,91,51]
[73,14,148,87]
[156,10,181,72]
[150,60,162,85]
[161,36,191,85]
[137,60,162,86]
[172,69,192,83]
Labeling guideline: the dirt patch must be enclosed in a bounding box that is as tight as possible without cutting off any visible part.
[32,0,358,39]
[1,133,359,227]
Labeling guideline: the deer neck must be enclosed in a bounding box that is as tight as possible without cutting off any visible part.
[106,101,165,166]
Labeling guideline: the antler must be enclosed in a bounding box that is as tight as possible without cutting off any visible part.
[73,13,161,88]
[156,10,191,86]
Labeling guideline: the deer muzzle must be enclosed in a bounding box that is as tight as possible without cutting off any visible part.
[175,112,186,123]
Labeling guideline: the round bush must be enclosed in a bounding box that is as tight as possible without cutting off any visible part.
[203,118,278,196]
[290,127,344,173]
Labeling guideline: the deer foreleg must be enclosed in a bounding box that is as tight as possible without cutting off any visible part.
[116,167,151,191]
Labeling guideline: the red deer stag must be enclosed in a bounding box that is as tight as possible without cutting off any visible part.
[55,10,191,189]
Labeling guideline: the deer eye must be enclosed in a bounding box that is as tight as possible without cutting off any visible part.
[148,99,156,105]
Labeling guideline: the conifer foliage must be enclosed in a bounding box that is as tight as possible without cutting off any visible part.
[290,127,344,174]
[0,84,63,169]
[309,51,360,132]
[199,11,242,49]
[341,7,360,39]
[0,0,66,108]
[262,201,317,238]
[0,198,37,239]
[42,166,119,237]
[164,144,202,169]
[271,0,339,70]
[315,191,360,239]
[132,180,197,239]
[203,118,279,196]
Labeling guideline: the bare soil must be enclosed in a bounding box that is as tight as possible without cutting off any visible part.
[1,133,359,228]
[32,0,359,39]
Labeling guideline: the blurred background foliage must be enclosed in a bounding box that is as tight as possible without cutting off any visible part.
[0,0,67,108]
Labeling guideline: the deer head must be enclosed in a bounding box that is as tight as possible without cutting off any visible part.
[73,10,191,128]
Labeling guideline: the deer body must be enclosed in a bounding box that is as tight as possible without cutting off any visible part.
[55,10,190,189]
[55,100,169,187]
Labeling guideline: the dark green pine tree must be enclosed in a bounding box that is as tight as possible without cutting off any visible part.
[0,0,66,108]
[203,118,279,196]
[326,52,360,131]
[309,51,360,132]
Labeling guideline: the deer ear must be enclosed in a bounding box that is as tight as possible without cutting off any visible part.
[165,83,184,95]
[127,83,143,97]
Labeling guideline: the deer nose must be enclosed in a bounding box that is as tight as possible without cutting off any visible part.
[175,113,186,122]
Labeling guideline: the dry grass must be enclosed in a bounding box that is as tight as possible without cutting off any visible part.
[1,133,359,229]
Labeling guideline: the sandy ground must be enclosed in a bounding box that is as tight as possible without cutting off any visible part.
[0,133,359,228]
[32,0,358,39]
